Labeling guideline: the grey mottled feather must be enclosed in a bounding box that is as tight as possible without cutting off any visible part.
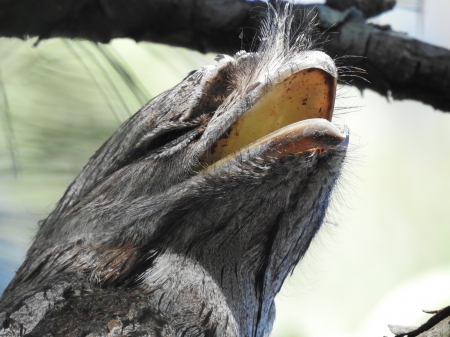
[0,4,347,337]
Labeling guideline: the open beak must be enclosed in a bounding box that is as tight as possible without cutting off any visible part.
[201,52,346,172]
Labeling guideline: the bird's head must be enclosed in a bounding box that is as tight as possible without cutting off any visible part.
[2,4,348,336]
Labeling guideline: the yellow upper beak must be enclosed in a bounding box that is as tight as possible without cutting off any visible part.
[202,65,337,167]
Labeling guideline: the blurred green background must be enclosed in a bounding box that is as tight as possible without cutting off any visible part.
[1,1,450,337]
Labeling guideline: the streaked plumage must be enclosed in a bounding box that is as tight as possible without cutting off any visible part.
[0,3,348,336]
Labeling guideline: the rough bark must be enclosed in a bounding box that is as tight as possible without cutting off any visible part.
[390,306,450,337]
[0,0,449,112]
[326,0,396,18]
[318,5,450,114]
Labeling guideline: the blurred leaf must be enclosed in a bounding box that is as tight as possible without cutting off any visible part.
[0,37,212,210]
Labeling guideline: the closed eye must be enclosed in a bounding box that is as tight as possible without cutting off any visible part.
[125,124,201,163]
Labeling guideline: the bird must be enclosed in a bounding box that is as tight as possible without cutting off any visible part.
[0,3,348,336]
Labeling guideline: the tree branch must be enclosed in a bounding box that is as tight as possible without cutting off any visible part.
[326,0,396,18]
[390,305,450,337]
[318,4,450,113]
[1,0,449,111]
